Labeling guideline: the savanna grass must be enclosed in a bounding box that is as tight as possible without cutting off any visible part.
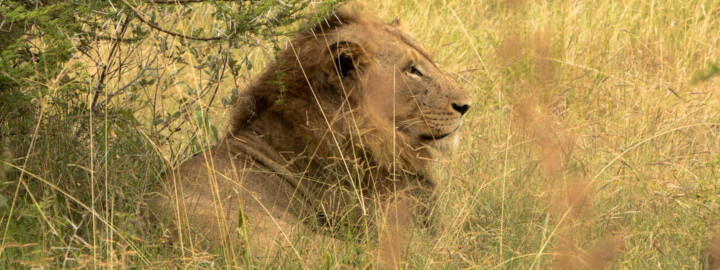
[2,0,719,268]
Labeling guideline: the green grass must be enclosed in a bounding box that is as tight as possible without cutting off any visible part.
[2,0,720,268]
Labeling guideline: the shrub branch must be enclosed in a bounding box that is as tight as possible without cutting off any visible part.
[143,0,232,3]
[121,0,222,41]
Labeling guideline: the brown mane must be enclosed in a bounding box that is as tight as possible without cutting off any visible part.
[228,10,433,191]
[152,9,471,259]
[229,10,365,131]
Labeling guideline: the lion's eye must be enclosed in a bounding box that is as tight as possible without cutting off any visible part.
[409,66,423,77]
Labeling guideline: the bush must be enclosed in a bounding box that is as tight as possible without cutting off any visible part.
[0,0,343,267]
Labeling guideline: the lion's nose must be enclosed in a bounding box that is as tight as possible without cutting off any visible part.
[451,102,471,115]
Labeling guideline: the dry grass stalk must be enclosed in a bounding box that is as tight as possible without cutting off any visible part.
[378,197,414,270]
[504,21,624,269]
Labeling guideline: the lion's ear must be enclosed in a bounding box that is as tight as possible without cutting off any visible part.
[389,16,410,33]
[389,16,402,27]
[323,41,368,81]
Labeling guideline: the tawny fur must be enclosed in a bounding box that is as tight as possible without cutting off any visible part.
[150,9,472,257]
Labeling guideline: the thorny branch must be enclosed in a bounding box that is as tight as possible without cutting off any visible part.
[143,0,233,3]
[121,0,223,41]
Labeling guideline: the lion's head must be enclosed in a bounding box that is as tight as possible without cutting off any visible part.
[153,10,473,254]
[229,10,472,178]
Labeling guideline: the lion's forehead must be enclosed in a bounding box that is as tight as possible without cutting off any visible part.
[331,21,434,65]
[324,15,465,106]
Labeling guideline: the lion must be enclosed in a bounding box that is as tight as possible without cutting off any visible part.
[150,10,472,260]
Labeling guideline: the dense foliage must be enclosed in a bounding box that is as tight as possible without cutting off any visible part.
[0,0,342,267]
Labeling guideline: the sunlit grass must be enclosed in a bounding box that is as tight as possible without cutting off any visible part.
[362,0,720,268]
[2,0,719,268]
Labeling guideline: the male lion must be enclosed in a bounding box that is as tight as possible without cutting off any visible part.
[151,10,472,258]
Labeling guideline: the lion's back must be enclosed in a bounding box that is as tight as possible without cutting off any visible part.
[149,141,311,253]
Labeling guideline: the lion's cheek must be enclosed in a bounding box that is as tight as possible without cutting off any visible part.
[363,72,397,120]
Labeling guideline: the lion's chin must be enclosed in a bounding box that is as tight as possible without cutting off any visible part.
[418,125,460,143]
[419,132,453,140]
[420,132,459,154]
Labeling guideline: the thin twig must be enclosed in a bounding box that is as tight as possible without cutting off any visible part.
[121,0,222,41]
[91,16,132,110]
[143,0,232,3]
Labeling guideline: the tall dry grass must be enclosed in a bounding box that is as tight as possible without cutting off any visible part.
[357,0,720,268]
[2,0,719,268]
